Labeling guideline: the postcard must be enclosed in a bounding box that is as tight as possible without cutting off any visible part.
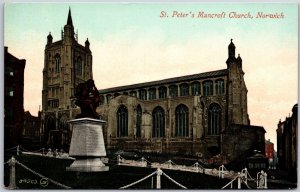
[4,3,298,189]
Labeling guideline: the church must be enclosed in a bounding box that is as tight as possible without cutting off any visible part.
[41,9,265,162]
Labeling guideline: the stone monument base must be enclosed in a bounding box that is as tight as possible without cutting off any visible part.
[66,118,109,172]
[66,158,109,172]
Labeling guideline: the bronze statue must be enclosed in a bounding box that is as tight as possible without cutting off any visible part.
[74,79,100,119]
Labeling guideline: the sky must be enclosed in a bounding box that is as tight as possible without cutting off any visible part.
[4,3,298,149]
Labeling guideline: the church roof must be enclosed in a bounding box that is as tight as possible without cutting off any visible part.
[99,69,228,94]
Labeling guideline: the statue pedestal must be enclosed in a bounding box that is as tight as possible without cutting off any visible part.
[66,118,109,172]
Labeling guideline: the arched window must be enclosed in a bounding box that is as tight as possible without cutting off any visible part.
[215,79,225,95]
[46,116,56,131]
[117,105,128,137]
[158,86,167,99]
[148,88,156,100]
[106,94,112,103]
[169,85,178,98]
[152,106,165,138]
[136,105,142,138]
[203,81,213,96]
[59,116,69,130]
[130,91,137,97]
[208,103,221,135]
[175,104,189,137]
[75,56,82,76]
[114,92,120,97]
[191,82,200,95]
[45,116,55,145]
[139,89,147,100]
[180,83,189,96]
[55,54,61,73]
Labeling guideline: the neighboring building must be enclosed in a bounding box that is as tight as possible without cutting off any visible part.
[277,104,298,180]
[41,9,92,150]
[41,9,266,163]
[265,139,274,159]
[21,111,42,150]
[4,47,26,149]
[265,139,275,169]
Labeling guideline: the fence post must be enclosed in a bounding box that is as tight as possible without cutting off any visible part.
[221,165,224,179]
[17,145,19,155]
[241,168,247,185]
[195,162,199,172]
[256,172,259,188]
[141,157,145,167]
[167,160,172,168]
[237,172,241,189]
[156,168,162,189]
[117,155,121,165]
[151,176,153,189]
[8,156,17,189]
[264,172,268,189]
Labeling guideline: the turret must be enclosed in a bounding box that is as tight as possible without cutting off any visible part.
[85,38,90,49]
[47,32,53,45]
[226,39,236,65]
[236,53,242,68]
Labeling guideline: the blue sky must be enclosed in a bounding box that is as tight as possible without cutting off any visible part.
[4,3,298,148]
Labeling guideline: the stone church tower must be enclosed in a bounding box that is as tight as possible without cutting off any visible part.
[41,9,92,149]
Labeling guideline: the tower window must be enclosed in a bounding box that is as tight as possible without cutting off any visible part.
[158,86,167,99]
[152,106,165,138]
[55,54,61,73]
[180,83,189,96]
[117,105,128,137]
[203,81,213,96]
[215,79,225,95]
[59,116,69,130]
[75,56,82,76]
[175,104,189,137]
[191,82,200,95]
[208,103,221,135]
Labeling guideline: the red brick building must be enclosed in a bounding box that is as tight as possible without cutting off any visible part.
[265,139,274,159]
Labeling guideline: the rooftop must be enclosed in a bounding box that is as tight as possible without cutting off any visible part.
[98,69,228,94]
